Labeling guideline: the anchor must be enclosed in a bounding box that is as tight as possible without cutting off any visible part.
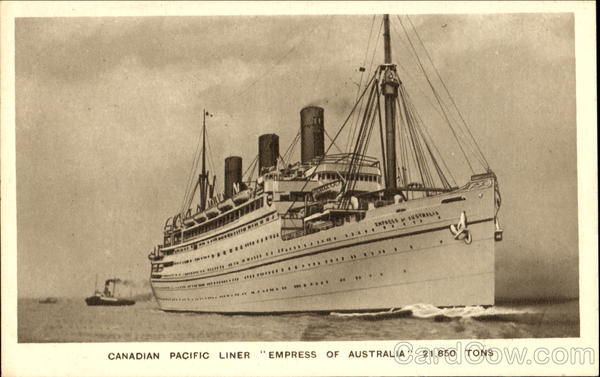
[450,211,472,244]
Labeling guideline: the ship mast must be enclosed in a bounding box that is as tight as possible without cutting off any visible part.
[199,109,207,211]
[382,14,400,191]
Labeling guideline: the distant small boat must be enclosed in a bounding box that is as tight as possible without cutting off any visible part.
[85,277,135,306]
[38,297,58,304]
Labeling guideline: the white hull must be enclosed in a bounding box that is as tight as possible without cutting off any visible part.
[150,179,497,312]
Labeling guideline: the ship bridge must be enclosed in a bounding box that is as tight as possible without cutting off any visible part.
[260,153,382,201]
[258,152,383,239]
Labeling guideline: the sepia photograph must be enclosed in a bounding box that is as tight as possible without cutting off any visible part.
[1,1,597,376]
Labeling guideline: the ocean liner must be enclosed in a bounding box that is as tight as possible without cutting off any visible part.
[148,15,503,313]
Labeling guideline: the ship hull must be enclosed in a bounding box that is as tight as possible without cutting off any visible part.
[150,178,497,313]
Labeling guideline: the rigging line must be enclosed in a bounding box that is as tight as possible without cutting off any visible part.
[396,85,411,184]
[283,134,299,162]
[391,21,482,177]
[407,97,439,189]
[427,80,487,169]
[346,14,377,149]
[389,25,458,132]
[400,85,457,186]
[348,82,377,167]
[392,16,458,127]
[181,120,203,209]
[282,72,378,217]
[375,81,387,187]
[420,126,451,189]
[248,156,258,183]
[283,130,301,165]
[427,81,487,169]
[400,91,431,189]
[398,68,434,187]
[398,98,417,198]
[406,15,489,169]
[325,129,344,154]
[180,120,204,215]
[277,154,286,169]
[287,137,299,165]
[346,17,384,151]
[343,78,380,203]
[397,16,474,174]
[281,128,300,162]
[367,18,384,85]
[391,16,473,158]
[345,81,378,195]
[236,20,320,97]
[405,92,450,189]
[346,94,375,188]
[397,16,485,170]
[204,126,219,193]
[242,154,258,180]
[397,93,408,187]
[185,126,208,211]
[357,95,378,191]
[247,157,258,183]
[389,21,448,121]
[185,180,200,214]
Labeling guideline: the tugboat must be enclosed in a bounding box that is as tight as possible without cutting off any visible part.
[85,277,135,306]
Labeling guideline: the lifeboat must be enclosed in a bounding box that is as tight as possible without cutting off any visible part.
[312,179,343,200]
[205,206,220,218]
[217,198,234,212]
[232,189,251,205]
[183,217,195,227]
[193,211,207,223]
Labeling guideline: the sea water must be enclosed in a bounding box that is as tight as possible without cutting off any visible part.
[17,298,579,343]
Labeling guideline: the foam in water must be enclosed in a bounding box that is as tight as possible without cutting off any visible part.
[402,303,534,318]
[329,304,534,319]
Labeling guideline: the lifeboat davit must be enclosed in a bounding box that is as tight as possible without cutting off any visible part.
[232,189,251,205]
[193,211,207,223]
[205,206,220,218]
[217,198,234,212]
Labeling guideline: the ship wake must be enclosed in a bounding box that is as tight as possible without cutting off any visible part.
[330,304,534,321]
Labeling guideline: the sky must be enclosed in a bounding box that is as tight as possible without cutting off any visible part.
[15,13,578,299]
